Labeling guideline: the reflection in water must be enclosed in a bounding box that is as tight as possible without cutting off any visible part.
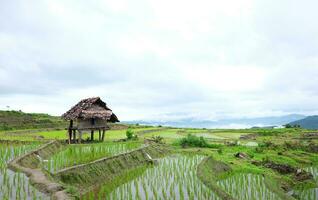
[217,173,281,200]
[0,144,49,200]
[83,155,219,200]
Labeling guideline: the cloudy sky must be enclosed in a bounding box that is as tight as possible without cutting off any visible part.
[0,0,318,121]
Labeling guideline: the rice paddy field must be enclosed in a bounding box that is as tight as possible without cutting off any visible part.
[82,154,220,200]
[217,173,280,200]
[0,143,49,200]
[293,166,318,200]
[43,142,142,172]
[0,126,317,200]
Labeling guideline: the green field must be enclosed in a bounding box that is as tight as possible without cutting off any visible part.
[0,122,317,200]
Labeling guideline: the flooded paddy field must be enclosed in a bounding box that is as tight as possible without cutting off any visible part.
[44,142,142,172]
[293,166,318,200]
[82,154,220,200]
[0,143,48,200]
[217,173,280,200]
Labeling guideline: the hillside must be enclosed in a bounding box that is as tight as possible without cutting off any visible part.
[289,115,318,130]
[0,110,67,130]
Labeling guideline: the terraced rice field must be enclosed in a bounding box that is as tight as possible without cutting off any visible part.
[44,142,142,172]
[293,166,318,200]
[82,154,219,200]
[0,143,48,200]
[217,173,280,200]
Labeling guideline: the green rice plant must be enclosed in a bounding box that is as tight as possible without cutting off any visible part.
[82,154,220,200]
[292,166,318,200]
[217,173,281,200]
[0,143,49,199]
[44,142,141,172]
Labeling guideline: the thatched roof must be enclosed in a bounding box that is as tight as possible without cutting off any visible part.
[62,97,119,122]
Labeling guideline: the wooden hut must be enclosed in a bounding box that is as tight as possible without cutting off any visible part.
[62,97,119,144]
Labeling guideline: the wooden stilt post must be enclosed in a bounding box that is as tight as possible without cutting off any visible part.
[68,131,72,144]
[73,130,76,143]
[91,130,94,141]
[102,129,105,141]
[78,130,82,144]
[99,130,101,141]
[68,120,73,144]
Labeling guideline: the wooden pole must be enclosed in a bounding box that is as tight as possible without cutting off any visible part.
[73,130,76,143]
[91,130,94,141]
[102,129,105,141]
[78,130,82,144]
[68,120,73,144]
[98,130,101,141]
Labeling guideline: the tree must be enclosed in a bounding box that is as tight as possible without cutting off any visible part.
[285,124,292,128]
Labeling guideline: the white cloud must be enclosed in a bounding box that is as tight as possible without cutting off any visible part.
[0,0,318,121]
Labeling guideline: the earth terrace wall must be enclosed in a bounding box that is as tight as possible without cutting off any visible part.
[8,140,70,200]
[197,156,296,200]
[54,144,170,191]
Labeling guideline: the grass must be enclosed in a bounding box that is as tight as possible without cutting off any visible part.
[0,110,66,131]
[0,124,317,200]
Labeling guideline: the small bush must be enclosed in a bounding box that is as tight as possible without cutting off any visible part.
[151,135,164,144]
[178,134,208,148]
[126,129,134,140]
[254,147,264,153]
[176,134,221,148]
[284,124,292,128]
[247,152,255,158]
[217,148,223,154]
[259,140,276,149]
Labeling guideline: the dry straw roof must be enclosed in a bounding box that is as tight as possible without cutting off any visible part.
[62,97,119,122]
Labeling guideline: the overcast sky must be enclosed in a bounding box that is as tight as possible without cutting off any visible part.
[0,0,318,121]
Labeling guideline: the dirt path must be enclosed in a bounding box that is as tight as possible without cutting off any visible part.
[8,141,71,200]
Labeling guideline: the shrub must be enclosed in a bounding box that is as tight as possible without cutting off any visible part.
[284,124,292,128]
[178,134,208,148]
[126,129,134,140]
[217,148,223,154]
[247,152,255,158]
[177,134,223,148]
[254,147,264,153]
[151,135,164,144]
[258,140,276,149]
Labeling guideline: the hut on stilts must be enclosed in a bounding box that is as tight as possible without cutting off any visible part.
[62,97,119,144]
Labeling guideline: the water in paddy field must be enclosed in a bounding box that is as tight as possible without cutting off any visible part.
[217,173,280,200]
[293,166,318,200]
[44,142,142,173]
[0,144,49,200]
[83,154,220,200]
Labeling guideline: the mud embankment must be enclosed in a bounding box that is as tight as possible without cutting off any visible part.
[8,140,69,200]
[54,144,170,192]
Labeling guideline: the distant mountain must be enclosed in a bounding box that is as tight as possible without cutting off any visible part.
[289,115,318,130]
[125,114,307,129]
